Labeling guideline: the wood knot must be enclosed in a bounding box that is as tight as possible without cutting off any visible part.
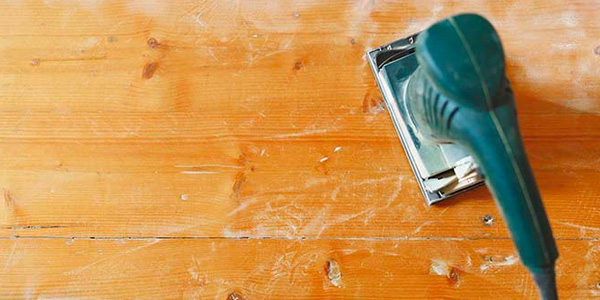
[3,189,15,209]
[325,259,342,287]
[147,37,160,49]
[594,45,600,56]
[314,162,329,175]
[362,90,385,114]
[142,61,158,79]
[430,259,460,288]
[228,291,245,300]
[231,172,247,201]
[293,60,303,70]
[350,38,356,45]
[447,267,461,287]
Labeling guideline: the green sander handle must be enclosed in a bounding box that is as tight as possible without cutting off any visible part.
[410,13,559,298]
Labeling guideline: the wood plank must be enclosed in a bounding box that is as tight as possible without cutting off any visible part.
[0,1,598,113]
[0,0,599,298]
[0,111,598,142]
[0,139,598,238]
[0,238,599,300]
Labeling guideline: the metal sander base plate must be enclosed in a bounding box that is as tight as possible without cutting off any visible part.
[366,34,485,205]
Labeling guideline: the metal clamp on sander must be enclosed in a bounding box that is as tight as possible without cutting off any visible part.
[367,14,559,300]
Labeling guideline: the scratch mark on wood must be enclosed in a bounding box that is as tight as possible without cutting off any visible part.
[340,249,357,255]
[350,175,399,187]
[305,178,328,188]
[207,47,224,64]
[571,242,600,297]
[269,128,329,139]
[193,0,215,28]
[175,164,244,169]
[384,176,403,208]
[64,239,160,275]
[335,207,376,224]
[302,206,330,236]
[551,43,577,51]
[227,197,257,217]
[268,251,318,288]
[33,56,107,63]
[480,255,519,271]
[181,171,220,174]
[330,186,340,201]
[412,221,434,234]
[560,221,600,233]
[3,242,17,271]
[188,255,210,286]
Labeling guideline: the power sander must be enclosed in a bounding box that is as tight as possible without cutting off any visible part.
[367,13,558,299]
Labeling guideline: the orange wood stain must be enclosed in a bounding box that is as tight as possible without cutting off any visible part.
[0,1,599,299]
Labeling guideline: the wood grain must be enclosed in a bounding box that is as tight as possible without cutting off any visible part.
[0,0,599,299]
[1,238,600,300]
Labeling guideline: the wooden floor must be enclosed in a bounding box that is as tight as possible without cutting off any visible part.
[0,1,599,299]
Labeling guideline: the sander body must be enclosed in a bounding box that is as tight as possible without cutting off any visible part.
[367,13,559,299]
